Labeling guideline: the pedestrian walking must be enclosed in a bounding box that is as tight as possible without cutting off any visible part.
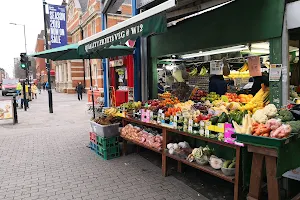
[31,83,38,99]
[20,83,29,109]
[75,82,84,101]
[16,81,22,96]
[45,82,49,90]
[37,82,42,94]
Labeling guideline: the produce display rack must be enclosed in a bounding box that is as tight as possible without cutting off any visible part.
[122,117,241,200]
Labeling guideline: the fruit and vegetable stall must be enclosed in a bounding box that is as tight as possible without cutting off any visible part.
[88,87,300,199]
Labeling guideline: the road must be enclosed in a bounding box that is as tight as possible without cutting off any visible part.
[0,91,207,200]
[0,90,13,100]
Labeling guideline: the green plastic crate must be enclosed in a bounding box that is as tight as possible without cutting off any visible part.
[96,135,119,150]
[97,145,120,160]
[235,133,295,149]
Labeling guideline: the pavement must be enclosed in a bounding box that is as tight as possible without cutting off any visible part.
[0,91,208,200]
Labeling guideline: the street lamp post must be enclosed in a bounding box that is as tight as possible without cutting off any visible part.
[9,22,29,109]
[43,0,53,113]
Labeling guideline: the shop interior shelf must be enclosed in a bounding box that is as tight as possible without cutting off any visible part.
[121,136,162,154]
[165,153,235,183]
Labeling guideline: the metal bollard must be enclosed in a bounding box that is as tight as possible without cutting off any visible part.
[12,95,18,124]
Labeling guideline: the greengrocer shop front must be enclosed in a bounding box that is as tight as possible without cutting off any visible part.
[147,0,300,199]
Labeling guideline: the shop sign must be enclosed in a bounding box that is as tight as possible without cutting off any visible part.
[210,61,223,75]
[109,59,123,67]
[248,56,262,77]
[80,13,167,54]
[283,167,300,181]
[269,64,282,81]
[137,0,156,9]
[84,24,144,53]
[0,100,13,120]
[48,4,67,48]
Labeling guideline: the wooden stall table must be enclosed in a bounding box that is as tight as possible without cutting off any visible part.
[121,117,242,200]
[243,134,300,200]
[247,145,280,200]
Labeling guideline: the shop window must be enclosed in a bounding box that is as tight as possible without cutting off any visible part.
[68,4,74,20]
[91,20,96,35]
[83,27,88,39]
[76,33,80,43]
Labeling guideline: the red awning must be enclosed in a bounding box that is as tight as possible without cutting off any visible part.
[50,69,55,76]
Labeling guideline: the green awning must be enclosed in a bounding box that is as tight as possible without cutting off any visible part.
[30,44,79,60]
[78,12,167,55]
[30,44,135,61]
[150,0,285,57]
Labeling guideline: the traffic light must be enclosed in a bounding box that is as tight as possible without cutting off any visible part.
[20,53,28,69]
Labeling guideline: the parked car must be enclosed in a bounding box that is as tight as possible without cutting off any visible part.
[2,79,18,96]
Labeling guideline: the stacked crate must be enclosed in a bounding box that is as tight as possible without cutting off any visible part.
[89,132,97,151]
[96,136,120,160]
[89,121,120,160]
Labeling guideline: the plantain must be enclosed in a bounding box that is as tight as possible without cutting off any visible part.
[189,68,198,76]
[228,162,236,168]
[223,160,232,168]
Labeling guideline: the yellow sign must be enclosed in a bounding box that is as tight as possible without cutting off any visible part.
[0,100,13,120]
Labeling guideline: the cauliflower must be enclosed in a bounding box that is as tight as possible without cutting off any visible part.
[178,141,190,149]
[252,109,268,123]
[167,143,174,150]
[263,104,277,118]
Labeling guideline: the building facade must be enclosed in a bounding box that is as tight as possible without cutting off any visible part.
[0,68,8,83]
[34,30,56,86]
[35,30,47,83]
[54,0,132,94]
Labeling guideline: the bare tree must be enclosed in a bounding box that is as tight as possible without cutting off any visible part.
[14,57,37,79]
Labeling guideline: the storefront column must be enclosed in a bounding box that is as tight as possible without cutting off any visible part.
[59,65,63,92]
[141,37,148,101]
[55,65,58,86]
[67,61,72,89]
[269,12,289,107]
[281,12,289,106]
[132,0,141,101]
[64,63,68,90]
[150,57,158,99]
[101,12,109,107]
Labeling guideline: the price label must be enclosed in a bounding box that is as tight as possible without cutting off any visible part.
[200,121,205,127]
[205,129,210,137]
[188,126,193,133]
[188,119,193,126]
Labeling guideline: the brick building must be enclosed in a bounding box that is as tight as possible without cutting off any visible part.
[35,30,47,83]
[54,0,132,94]
[34,29,56,86]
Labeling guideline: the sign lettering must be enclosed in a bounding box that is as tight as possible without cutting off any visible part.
[48,4,67,48]
[84,24,143,53]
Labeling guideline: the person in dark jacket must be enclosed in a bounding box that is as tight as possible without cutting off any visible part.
[250,74,269,95]
[209,75,227,95]
[76,82,84,101]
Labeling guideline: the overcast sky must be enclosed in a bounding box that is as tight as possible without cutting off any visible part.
[0,0,65,77]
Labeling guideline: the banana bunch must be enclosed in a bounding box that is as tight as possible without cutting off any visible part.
[133,101,142,109]
[199,67,207,76]
[104,107,117,116]
[238,62,248,72]
[189,68,198,76]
